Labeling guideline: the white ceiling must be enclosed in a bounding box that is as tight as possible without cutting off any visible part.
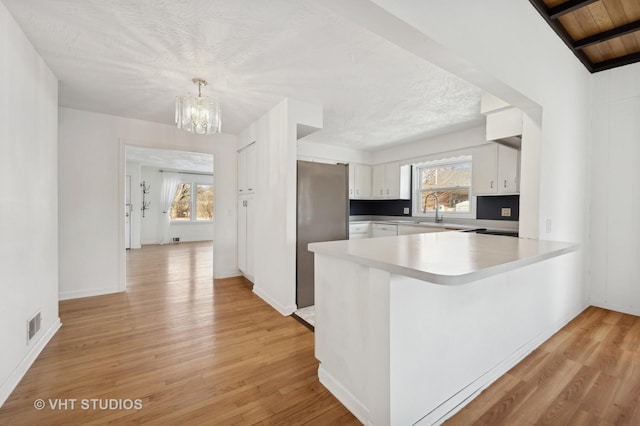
[126,146,213,174]
[4,0,484,151]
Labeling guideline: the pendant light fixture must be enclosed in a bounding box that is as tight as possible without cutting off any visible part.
[175,78,221,135]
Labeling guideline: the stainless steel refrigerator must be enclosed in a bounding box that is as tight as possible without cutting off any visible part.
[296,161,349,308]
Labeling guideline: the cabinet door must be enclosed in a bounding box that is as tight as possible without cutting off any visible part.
[497,145,519,194]
[237,199,247,273]
[354,164,372,199]
[237,150,247,194]
[372,164,385,198]
[371,224,398,237]
[384,163,400,198]
[472,144,498,195]
[246,197,255,277]
[245,145,257,193]
[348,164,355,199]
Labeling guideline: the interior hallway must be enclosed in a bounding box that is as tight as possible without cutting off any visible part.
[0,242,358,424]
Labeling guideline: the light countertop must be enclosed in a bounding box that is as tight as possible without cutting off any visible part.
[308,231,578,285]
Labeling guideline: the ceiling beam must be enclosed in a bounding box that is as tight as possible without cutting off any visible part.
[574,19,640,50]
[529,0,595,72]
[548,0,599,20]
[593,51,640,72]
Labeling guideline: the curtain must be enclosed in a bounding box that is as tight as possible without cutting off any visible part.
[158,172,181,244]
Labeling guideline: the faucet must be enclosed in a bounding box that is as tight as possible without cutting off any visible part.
[423,193,442,223]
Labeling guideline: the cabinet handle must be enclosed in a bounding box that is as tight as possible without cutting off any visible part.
[386,189,389,195]
[490,181,494,189]
[239,189,243,192]
[248,188,253,191]
[503,180,507,188]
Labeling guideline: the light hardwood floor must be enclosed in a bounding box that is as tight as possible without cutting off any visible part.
[0,242,359,425]
[3,243,639,425]
[446,306,640,425]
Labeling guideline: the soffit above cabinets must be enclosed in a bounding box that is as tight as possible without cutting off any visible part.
[530,0,640,72]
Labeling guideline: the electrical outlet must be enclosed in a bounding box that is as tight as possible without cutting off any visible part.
[501,208,511,217]
[403,207,410,214]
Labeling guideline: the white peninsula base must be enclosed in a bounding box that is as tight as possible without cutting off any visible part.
[310,233,582,425]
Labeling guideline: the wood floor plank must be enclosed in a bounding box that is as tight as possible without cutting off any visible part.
[446,307,640,425]
[0,242,359,425]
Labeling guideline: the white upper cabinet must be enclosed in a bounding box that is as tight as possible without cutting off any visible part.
[370,163,411,200]
[348,163,355,198]
[372,164,385,198]
[237,143,256,194]
[351,163,372,199]
[473,144,519,195]
[497,144,519,194]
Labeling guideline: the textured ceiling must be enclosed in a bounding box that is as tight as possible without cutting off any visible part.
[125,146,213,174]
[3,0,483,150]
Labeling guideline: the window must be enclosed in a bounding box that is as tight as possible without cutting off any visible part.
[196,184,213,220]
[415,158,472,215]
[170,183,214,221]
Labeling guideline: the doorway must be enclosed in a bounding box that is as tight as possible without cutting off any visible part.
[122,144,215,290]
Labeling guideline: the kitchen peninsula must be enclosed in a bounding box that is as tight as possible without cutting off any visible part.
[309,231,579,425]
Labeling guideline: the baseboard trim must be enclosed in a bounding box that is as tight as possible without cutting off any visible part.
[252,287,296,316]
[59,287,122,301]
[0,318,62,407]
[318,365,370,425]
[590,301,640,317]
[423,303,589,425]
[214,270,241,279]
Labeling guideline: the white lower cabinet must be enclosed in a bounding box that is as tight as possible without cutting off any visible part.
[372,223,398,238]
[237,196,255,280]
[349,222,371,239]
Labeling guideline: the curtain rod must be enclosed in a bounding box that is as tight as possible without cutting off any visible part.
[159,169,213,177]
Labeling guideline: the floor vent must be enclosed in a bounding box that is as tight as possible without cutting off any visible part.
[27,312,41,342]
[172,237,180,243]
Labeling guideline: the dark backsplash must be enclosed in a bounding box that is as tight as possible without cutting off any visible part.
[476,195,520,221]
[350,199,412,216]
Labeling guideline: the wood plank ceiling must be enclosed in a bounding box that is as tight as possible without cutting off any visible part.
[530,0,640,72]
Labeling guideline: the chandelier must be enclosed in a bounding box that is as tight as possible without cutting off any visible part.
[175,78,221,135]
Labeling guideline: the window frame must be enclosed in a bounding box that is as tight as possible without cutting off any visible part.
[412,156,474,220]
[170,180,214,223]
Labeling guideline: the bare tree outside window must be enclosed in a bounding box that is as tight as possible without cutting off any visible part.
[196,184,214,220]
[169,182,214,221]
[170,183,191,220]
[418,161,471,213]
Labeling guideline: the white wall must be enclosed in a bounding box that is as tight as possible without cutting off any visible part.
[58,108,238,300]
[589,62,640,316]
[0,2,61,406]
[239,98,322,315]
[139,166,214,244]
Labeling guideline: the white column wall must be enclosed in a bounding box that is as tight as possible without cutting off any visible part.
[58,108,238,300]
[239,98,322,315]
[589,62,640,316]
[0,1,60,406]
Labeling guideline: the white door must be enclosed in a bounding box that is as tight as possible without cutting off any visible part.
[125,175,132,249]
